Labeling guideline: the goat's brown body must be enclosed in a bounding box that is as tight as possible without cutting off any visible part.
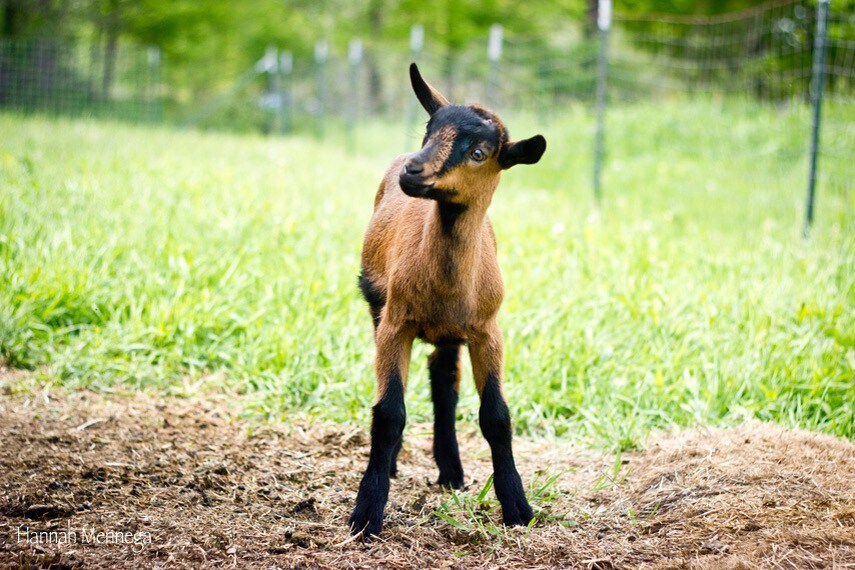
[362,155,503,349]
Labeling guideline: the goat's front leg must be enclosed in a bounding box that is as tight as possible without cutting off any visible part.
[349,321,415,538]
[388,437,403,478]
[469,322,533,527]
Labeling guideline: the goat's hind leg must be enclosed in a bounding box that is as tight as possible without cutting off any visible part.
[429,342,464,489]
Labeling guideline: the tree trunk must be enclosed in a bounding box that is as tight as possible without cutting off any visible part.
[2,0,20,36]
[585,0,598,39]
[364,0,384,114]
[443,0,456,100]
[101,0,119,100]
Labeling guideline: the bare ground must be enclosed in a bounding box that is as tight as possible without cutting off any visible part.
[1,368,853,569]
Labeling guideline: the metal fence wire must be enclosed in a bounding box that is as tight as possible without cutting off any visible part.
[0,0,852,230]
[0,38,161,122]
[604,0,852,233]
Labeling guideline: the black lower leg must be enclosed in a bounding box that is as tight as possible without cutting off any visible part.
[389,435,402,477]
[479,373,533,526]
[430,344,464,489]
[349,372,406,538]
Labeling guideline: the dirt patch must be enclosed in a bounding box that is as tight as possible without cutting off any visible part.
[1,370,853,569]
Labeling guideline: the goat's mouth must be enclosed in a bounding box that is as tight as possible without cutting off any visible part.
[399,173,436,198]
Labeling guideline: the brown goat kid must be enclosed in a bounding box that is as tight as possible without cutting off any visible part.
[349,63,547,539]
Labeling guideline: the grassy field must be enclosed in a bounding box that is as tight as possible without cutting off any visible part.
[1,101,853,450]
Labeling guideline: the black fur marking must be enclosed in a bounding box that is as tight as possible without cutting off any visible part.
[425,105,505,175]
[349,370,406,538]
[429,343,464,489]
[479,373,533,527]
[437,202,467,235]
[358,269,385,328]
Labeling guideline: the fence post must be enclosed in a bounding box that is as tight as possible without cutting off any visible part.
[346,39,364,153]
[592,0,612,206]
[486,24,503,109]
[279,51,293,134]
[314,40,328,139]
[406,24,424,149]
[804,0,830,237]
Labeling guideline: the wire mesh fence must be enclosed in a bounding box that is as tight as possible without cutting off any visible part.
[819,3,855,222]
[0,38,161,122]
[0,3,850,131]
[612,1,816,101]
[0,1,851,229]
[604,0,853,232]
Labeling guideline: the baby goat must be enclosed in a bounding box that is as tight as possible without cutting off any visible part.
[349,63,546,538]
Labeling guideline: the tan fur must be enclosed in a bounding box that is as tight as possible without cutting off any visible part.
[362,116,511,401]
[425,126,456,176]
[373,320,416,401]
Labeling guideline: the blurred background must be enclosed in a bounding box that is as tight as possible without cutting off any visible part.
[0,2,850,122]
[1,1,853,444]
[1,0,853,204]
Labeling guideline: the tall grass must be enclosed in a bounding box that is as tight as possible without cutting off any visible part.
[0,100,852,448]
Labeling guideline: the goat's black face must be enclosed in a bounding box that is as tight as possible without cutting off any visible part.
[400,63,547,204]
[400,105,504,201]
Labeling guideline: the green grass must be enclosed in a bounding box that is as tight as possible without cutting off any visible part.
[1,99,853,449]
[432,470,571,542]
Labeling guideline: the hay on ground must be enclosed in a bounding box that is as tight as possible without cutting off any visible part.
[1,369,853,569]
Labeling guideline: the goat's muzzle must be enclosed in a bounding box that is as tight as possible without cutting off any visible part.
[399,166,435,199]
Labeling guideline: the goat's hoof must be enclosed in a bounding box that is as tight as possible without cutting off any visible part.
[348,503,384,540]
[437,475,464,490]
[502,499,534,527]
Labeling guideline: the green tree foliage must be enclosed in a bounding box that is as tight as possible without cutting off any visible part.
[1,0,852,109]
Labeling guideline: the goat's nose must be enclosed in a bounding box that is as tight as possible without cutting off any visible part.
[404,161,424,175]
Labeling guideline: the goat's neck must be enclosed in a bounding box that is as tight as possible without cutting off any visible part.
[424,199,489,284]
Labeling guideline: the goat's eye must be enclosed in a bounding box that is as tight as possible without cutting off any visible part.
[470,148,486,162]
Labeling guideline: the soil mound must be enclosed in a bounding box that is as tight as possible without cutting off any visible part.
[1,372,852,568]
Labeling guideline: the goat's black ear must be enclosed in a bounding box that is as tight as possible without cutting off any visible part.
[499,135,547,169]
[410,63,449,116]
